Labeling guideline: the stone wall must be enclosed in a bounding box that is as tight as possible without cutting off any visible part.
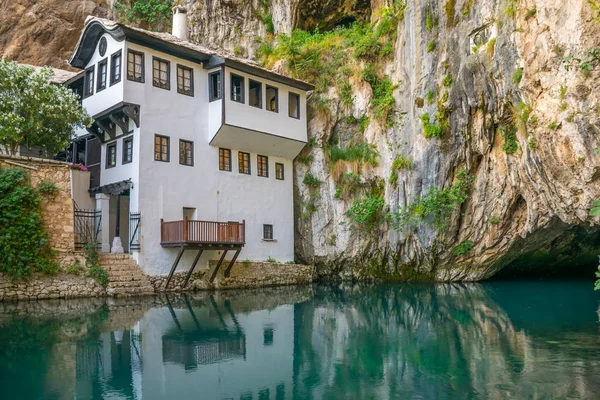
[0,272,106,301]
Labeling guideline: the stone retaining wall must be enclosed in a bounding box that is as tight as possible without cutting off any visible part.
[210,261,313,289]
[0,272,106,301]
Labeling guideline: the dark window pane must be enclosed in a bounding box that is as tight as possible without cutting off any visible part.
[249,80,262,108]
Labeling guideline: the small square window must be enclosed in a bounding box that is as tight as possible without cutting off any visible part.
[257,155,268,177]
[231,74,244,103]
[154,134,169,162]
[263,224,273,240]
[289,92,300,119]
[219,148,231,171]
[275,163,284,180]
[209,71,222,101]
[249,80,262,108]
[177,64,193,96]
[97,59,107,92]
[106,142,116,168]
[110,50,122,85]
[123,136,133,164]
[266,86,278,112]
[127,50,144,82]
[179,140,193,166]
[153,57,170,90]
[238,152,250,174]
[84,66,94,98]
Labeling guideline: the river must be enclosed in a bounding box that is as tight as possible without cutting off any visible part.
[1,281,599,399]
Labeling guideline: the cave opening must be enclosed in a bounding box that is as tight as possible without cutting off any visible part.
[333,16,357,29]
[489,226,600,281]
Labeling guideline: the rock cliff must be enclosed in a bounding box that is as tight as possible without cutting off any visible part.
[2,0,599,281]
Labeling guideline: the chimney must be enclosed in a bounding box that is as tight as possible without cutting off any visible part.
[172,5,188,41]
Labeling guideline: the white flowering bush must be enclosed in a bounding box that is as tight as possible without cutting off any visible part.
[0,59,92,156]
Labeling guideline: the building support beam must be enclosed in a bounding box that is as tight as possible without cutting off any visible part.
[209,250,228,283]
[165,246,185,289]
[223,249,241,278]
[183,249,203,287]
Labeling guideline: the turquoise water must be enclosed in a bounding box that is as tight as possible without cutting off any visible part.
[1,281,599,399]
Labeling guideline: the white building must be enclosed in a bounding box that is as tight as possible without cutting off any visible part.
[67,8,313,278]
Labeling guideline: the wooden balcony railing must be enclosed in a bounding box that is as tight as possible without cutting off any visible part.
[161,217,245,246]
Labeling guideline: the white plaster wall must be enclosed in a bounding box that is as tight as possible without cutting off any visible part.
[207,68,223,140]
[223,66,308,143]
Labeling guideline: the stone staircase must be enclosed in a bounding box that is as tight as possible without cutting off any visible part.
[100,254,155,297]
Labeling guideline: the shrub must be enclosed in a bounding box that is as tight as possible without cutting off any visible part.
[421,113,444,138]
[114,0,173,28]
[303,173,322,188]
[329,142,379,166]
[427,41,436,52]
[0,167,57,280]
[67,259,85,275]
[452,240,474,256]
[267,257,278,263]
[362,66,398,126]
[548,121,559,130]
[334,187,343,199]
[84,242,109,287]
[443,73,453,87]
[426,7,435,30]
[486,38,497,56]
[345,195,386,230]
[389,170,399,186]
[297,155,313,165]
[425,89,435,104]
[512,68,523,85]
[524,7,537,21]
[37,181,59,197]
[242,259,251,267]
[528,138,537,151]
[489,217,501,224]
[340,81,354,107]
[590,200,600,217]
[500,125,518,154]
[392,155,413,170]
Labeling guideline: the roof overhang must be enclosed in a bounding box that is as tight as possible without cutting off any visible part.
[89,179,133,195]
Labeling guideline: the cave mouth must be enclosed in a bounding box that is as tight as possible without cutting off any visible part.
[489,226,600,281]
[334,16,357,29]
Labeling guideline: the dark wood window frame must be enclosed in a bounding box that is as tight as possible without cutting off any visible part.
[83,65,95,98]
[219,148,231,171]
[209,70,222,101]
[176,64,194,96]
[289,92,300,119]
[154,134,170,162]
[275,162,284,180]
[263,224,274,240]
[249,79,262,109]
[122,136,133,164]
[127,49,145,83]
[179,139,194,166]
[257,155,269,178]
[266,85,278,112]
[97,59,108,92]
[110,50,122,86]
[106,141,117,169]
[152,56,170,90]
[231,73,245,104]
[238,151,251,175]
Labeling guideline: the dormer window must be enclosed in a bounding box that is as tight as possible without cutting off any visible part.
[266,86,278,112]
[153,57,170,90]
[231,74,244,103]
[249,80,262,108]
[97,59,107,92]
[289,92,300,119]
[209,71,222,101]
[127,50,144,83]
[177,65,193,96]
[110,50,122,85]
[84,66,94,98]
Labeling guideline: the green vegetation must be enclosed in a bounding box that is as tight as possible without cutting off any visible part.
[267,257,278,263]
[443,72,453,87]
[84,242,108,287]
[425,89,435,104]
[524,7,537,21]
[590,200,600,217]
[233,45,244,56]
[489,216,501,224]
[512,68,523,85]
[329,142,379,166]
[0,167,59,280]
[392,155,413,170]
[528,138,537,151]
[334,187,343,199]
[37,181,59,197]
[303,173,322,188]
[361,66,398,125]
[462,0,475,15]
[340,81,354,107]
[66,259,85,275]
[548,121,559,130]
[389,170,399,186]
[427,41,436,52]
[504,0,518,18]
[426,7,435,30]
[389,170,474,231]
[114,0,172,28]
[421,113,445,138]
[500,125,518,154]
[486,38,497,56]
[297,155,313,165]
[340,172,363,194]
[560,86,568,100]
[452,240,474,256]
[0,60,91,156]
[301,200,318,219]
[444,0,457,27]
[563,48,600,71]
[242,259,251,267]
[346,114,371,133]
[345,195,386,230]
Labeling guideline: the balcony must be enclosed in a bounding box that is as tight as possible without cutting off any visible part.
[160,218,245,248]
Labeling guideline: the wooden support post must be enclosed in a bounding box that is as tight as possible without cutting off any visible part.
[183,215,188,242]
[183,249,203,287]
[209,250,228,283]
[165,245,185,289]
[223,249,241,278]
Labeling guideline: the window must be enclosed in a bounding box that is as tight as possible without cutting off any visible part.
[275,163,284,180]
[84,66,94,98]
[257,155,268,177]
[106,142,116,168]
[179,140,193,166]
[263,224,273,240]
[110,50,122,85]
[266,86,278,112]
[177,64,193,96]
[219,148,231,171]
[263,326,274,345]
[289,92,300,119]
[127,50,144,82]
[97,59,107,92]
[249,80,262,108]
[152,57,170,90]
[231,74,244,103]
[123,136,133,164]
[154,134,169,162]
[209,71,222,101]
[238,152,250,174]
